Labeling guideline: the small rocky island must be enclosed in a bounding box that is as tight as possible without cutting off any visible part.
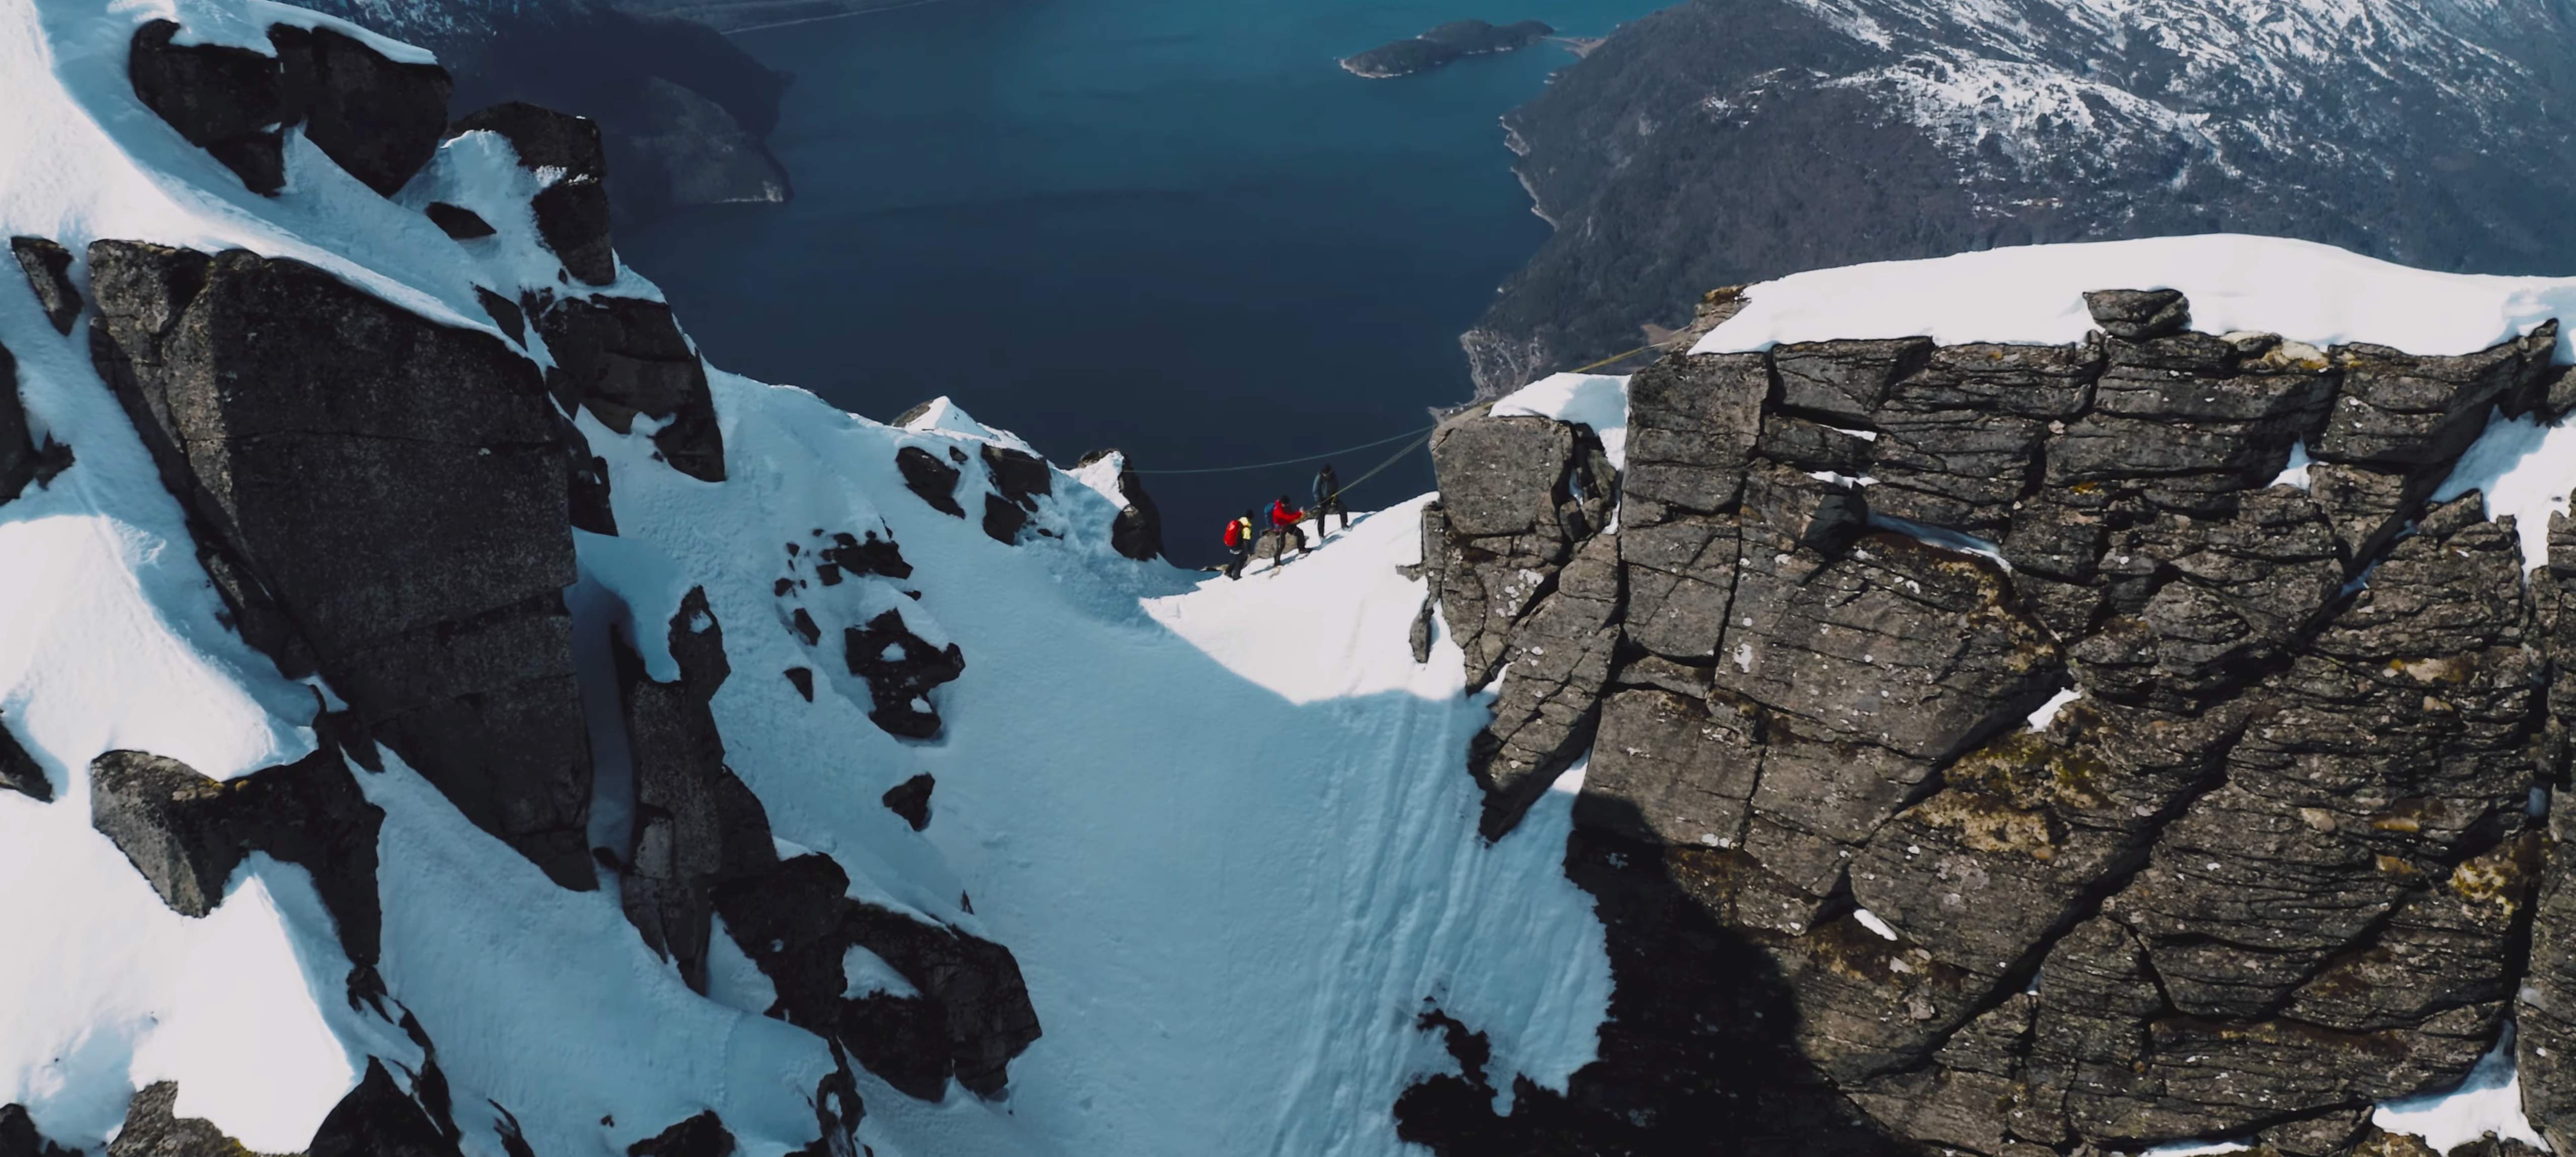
[1339,19,1555,78]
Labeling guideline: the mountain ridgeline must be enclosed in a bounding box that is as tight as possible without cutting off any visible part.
[1341,19,1557,79]
[1465,0,2576,397]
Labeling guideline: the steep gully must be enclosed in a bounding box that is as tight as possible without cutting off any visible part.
[1,11,2573,1157]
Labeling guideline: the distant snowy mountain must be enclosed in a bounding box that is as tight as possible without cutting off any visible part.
[1465,0,2576,396]
[20,0,2576,1154]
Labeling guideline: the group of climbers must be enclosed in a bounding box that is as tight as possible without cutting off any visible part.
[1219,463,1352,580]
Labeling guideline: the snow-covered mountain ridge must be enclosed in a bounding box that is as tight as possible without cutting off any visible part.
[1465,0,2576,399]
[15,0,2576,1155]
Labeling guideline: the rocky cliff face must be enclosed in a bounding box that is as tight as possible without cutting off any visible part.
[1464,0,2576,397]
[1406,290,2576,1154]
[0,18,1047,1151]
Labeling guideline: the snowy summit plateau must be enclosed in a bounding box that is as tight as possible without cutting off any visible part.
[11,1,2576,1156]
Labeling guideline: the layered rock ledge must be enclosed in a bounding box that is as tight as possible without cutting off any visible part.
[1401,289,2576,1156]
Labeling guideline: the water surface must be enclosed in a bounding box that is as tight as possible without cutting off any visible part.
[621,0,1663,561]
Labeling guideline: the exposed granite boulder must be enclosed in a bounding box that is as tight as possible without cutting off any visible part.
[10,237,80,335]
[129,20,291,194]
[130,20,450,198]
[268,24,451,196]
[88,747,385,967]
[449,102,616,285]
[87,241,596,889]
[1409,291,2569,1155]
[896,446,965,517]
[536,294,726,482]
[2082,288,2190,340]
[843,609,965,739]
[882,773,934,830]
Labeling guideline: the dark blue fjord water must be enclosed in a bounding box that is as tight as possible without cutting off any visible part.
[619,0,1666,563]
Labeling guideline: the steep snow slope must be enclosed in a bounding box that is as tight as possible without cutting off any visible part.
[0,1,1609,1153]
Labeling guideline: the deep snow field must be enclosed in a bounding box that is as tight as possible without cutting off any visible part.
[4,0,2576,1151]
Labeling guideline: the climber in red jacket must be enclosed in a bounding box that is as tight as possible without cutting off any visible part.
[1269,495,1309,556]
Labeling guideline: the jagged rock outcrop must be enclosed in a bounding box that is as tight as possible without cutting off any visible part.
[896,445,966,517]
[1405,289,2571,1155]
[712,851,1042,1100]
[536,294,727,482]
[0,1104,73,1157]
[11,237,80,335]
[86,241,597,890]
[843,610,965,739]
[306,1059,465,1157]
[0,712,44,803]
[449,102,616,285]
[129,19,449,198]
[88,747,385,969]
[979,444,1052,544]
[1075,448,1164,561]
[614,587,775,992]
[626,1111,733,1157]
[882,773,934,830]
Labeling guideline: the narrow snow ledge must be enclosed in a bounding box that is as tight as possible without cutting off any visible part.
[1697,235,2575,359]
[2026,688,2080,731]
[1490,372,1629,473]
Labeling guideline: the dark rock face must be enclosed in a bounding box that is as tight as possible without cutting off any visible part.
[621,78,790,215]
[1463,0,2576,397]
[267,25,452,196]
[712,852,1042,1100]
[896,446,965,517]
[536,294,727,482]
[977,444,1052,545]
[882,773,934,830]
[613,588,776,993]
[129,20,450,199]
[0,1103,74,1157]
[0,340,37,507]
[88,747,385,968]
[128,21,292,194]
[450,102,617,285]
[426,202,496,240]
[1341,19,1555,78]
[1075,449,1164,561]
[87,241,597,890]
[1407,291,2570,1154]
[307,1059,465,1157]
[0,712,44,803]
[843,610,965,739]
[627,1112,733,1157]
[11,237,81,335]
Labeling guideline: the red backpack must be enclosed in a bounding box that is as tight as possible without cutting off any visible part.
[1222,518,1248,549]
